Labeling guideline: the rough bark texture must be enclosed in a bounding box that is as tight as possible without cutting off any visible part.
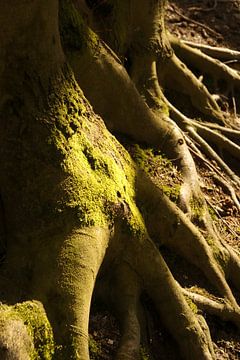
[0,0,240,359]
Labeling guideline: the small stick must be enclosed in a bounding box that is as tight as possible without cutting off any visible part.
[173,8,221,37]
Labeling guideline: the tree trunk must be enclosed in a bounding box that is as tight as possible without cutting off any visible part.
[1,0,240,359]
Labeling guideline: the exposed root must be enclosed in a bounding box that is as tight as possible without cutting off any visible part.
[165,99,240,185]
[170,35,240,95]
[182,41,240,62]
[189,122,240,142]
[108,263,141,360]
[181,146,240,218]
[136,175,239,308]
[189,121,240,160]
[158,53,224,121]
[127,234,215,360]
[182,288,240,328]
[197,315,215,360]
[212,174,240,211]
[187,126,240,184]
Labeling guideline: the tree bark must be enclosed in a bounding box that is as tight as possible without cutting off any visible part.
[0,1,240,359]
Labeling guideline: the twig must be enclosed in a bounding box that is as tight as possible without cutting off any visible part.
[189,0,217,12]
[186,136,240,211]
[173,8,221,37]
[188,126,240,185]
[186,138,231,185]
[205,198,240,238]
[232,95,237,118]
[212,174,240,211]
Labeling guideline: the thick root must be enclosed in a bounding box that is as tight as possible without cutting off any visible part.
[136,175,239,308]
[32,227,110,360]
[182,288,240,328]
[126,234,215,360]
[165,99,240,185]
[182,40,240,62]
[158,53,224,121]
[170,35,240,94]
[107,262,141,360]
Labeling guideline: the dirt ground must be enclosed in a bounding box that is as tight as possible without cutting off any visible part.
[89,2,240,359]
[166,0,240,50]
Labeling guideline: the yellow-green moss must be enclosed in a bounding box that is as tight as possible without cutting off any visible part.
[0,301,54,359]
[59,0,99,53]
[207,206,218,221]
[140,346,151,360]
[161,184,181,203]
[15,302,54,360]
[190,197,205,220]
[46,74,146,238]
[89,335,102,360]
[185,297,198,315]
[130,144,181,203]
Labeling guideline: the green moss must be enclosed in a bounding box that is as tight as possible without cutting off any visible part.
[190,197,205,220]
[140,346,151,360]
[132,144,172,171]
[15,302,54,360]
[185,297,198,314]
[64,128,145,235]
[0,301,54,359]
[59,0,99,53]
[89,336,102,360]
[161,184,181,203]
[213,248,228,272]
[207,206,217,221]
[131,144,181,203]
[45,75,146,238]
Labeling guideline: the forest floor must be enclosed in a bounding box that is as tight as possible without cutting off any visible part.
[89,1,240,359]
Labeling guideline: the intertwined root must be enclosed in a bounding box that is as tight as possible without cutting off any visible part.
[170,35,240,102]
[60,4,240,357]
[98,230,215,360]
[91,169,240,360]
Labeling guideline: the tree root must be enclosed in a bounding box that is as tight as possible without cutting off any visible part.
[158,53,224,122]
[127,234,215,360]
[137,177,239,307]
[184,143,240,212]
[108,262,141,360]
[170,35,240,96]
[165,99,240,186]
[182,288,240,328]
[47,4,240,358]
[189,122,240,142]
[212,173,240,211]
[182,40,240,62]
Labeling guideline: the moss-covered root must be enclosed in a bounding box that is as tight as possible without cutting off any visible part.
[60,1,170,147]
[32,227,110,360]
[137,176,239,308]
[0,301,54,360]
[127,236,215,360]
[157,117,202,214]
[109,263,141,360]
